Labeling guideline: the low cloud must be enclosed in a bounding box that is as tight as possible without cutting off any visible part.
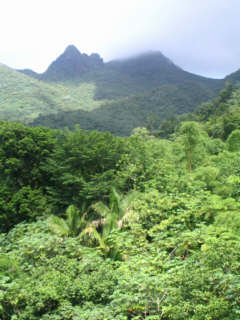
[0,0,239,78]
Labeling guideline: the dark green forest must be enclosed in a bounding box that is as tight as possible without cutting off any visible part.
[2,85,240,319]
[31,81,220,136]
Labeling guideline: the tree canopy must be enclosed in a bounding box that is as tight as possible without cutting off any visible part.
[1,101,240,319]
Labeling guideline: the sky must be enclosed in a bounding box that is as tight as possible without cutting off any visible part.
[0,0,240,78]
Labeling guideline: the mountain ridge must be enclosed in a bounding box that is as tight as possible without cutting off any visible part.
[3,44,238,135]
[18,47,225,85]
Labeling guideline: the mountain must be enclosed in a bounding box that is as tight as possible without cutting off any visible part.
[19,45,104,81]
[3,45,232,134]
[16,68,40,79]
[0,63,102,123]
[104,51,222,90]
[20,48,223,99]
[41,45,104,81]
[225,68,240,84]
[88,51,224,100]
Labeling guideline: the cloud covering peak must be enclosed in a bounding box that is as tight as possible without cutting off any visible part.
[0,0,240,78]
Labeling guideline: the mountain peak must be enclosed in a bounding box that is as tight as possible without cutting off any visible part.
[41,45,104,81]
[63,45,81,56]
[106,49,182,81]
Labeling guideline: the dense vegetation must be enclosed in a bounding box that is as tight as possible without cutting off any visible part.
[2,85,240,319]
[158,82,240,140]
[32,81,221,136]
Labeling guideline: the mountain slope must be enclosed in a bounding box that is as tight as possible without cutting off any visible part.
[0,63,102,122]
[32,81,224,136]
[4,45,229,134]
[225,68,240,84]
[19,49,224,100]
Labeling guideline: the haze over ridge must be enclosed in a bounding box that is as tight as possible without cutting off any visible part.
[1,0,240,78]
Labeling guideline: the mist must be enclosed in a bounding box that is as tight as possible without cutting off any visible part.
[0,0,240,78]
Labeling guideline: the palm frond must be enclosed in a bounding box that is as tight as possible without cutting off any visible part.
[48,215,69,237]
[91,201,111,218]
[66,204,88,236]
[66,205,79,235]
[109,187,122,213]
[103,212,118,238]
[90,218,106,228]
[119,190,139,216]
[117,209,135,229]
[80,225,106,249]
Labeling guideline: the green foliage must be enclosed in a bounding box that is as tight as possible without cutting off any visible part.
[193,166,220,191]
[157,83,240,141]
[0,64,102,124]
[4,50,240,320]
[196,82,234,121]
[32,82,221,136]
[0,121,57,232]
[226,129,240,152]
[80,188,138,260]
[48,205,88,237]
[177,121,208,171]
[1,117,240,319]
[46,127,126,210]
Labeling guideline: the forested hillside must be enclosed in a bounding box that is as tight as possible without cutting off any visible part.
[9,45,224,134]
[158,83,240,140]
[0,63,103,123]
[2,84,240,318]
[31,81,221,136]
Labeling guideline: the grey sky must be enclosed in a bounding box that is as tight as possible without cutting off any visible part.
[1,0,240,78]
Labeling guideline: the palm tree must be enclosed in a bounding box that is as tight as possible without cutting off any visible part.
[48,189,137,260]
[48,204,88,237]
[80,187,138,260]
[92,187,137,230]
[80,223,123,260]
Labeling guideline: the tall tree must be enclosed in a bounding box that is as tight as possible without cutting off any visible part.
[179,121,202,171]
